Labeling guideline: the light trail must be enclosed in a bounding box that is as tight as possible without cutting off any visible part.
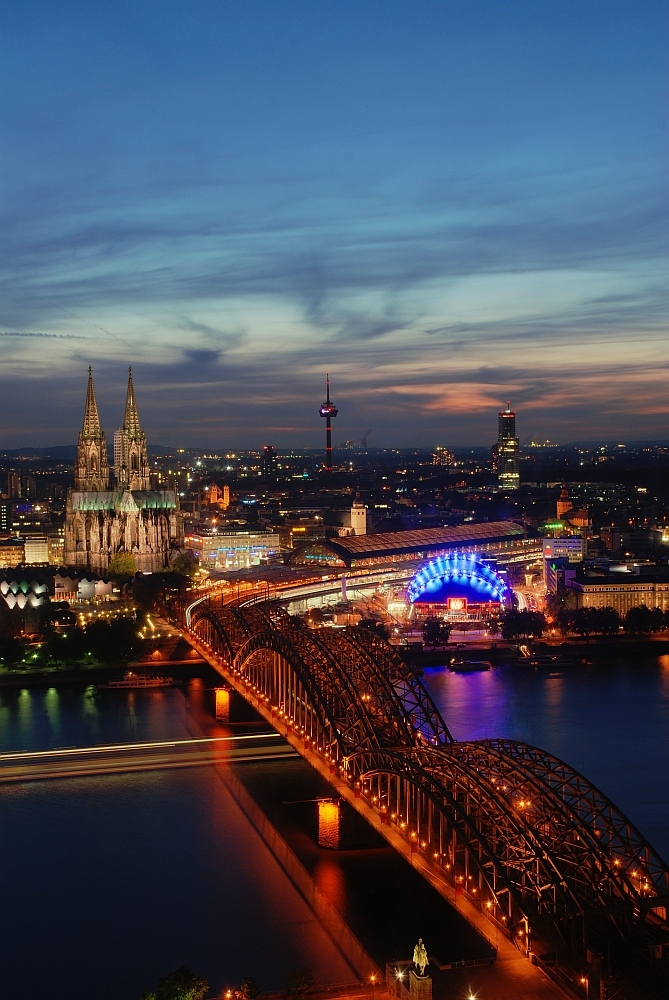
[0,736,296,784]
[0,732,282,763]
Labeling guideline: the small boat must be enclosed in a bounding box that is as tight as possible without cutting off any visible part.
[101,671,179,689]
[449,659,492,673]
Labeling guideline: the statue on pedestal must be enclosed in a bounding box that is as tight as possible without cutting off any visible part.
[412,938,428,976]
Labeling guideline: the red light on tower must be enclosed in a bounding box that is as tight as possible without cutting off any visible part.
[319,373,338,473]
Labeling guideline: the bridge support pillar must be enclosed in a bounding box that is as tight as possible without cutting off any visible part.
[215,688,230,721]
[318,799,341,849]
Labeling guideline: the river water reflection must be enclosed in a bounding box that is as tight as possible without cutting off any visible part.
[421,653,669,859]
[1,654,668,1000]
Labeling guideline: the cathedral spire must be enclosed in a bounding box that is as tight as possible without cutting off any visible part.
[123,366,142,438]
[76,367,109,491]
[82,366,102,437]
[115,367,150,490]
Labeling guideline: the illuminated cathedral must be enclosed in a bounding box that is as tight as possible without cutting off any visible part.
[64,368,183,574]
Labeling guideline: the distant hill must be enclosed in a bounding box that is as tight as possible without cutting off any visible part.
[0,446,77,460]
[0,444,175,461]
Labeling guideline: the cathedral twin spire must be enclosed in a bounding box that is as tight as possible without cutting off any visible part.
[75,367,150,492]
[75,367,109,491]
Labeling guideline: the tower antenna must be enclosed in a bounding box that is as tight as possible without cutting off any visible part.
[319,372,338,473]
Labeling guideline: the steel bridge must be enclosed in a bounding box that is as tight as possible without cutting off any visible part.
[182,596,669,989]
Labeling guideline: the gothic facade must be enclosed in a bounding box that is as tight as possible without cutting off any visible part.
[65,368,183,574]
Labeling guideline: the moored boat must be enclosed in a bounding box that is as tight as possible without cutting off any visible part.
[449,658,492,673]
[100,671,179,689]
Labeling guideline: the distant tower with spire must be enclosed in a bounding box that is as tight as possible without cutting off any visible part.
[114,367,150,489]
[319,373,338,473]
[75,367,109,491]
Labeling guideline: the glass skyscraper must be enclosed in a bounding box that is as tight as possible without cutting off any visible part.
[495,404,520,490]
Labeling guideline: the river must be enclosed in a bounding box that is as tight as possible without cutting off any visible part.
[0,653,667,999]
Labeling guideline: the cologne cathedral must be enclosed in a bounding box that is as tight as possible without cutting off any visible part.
[64,368,183,574]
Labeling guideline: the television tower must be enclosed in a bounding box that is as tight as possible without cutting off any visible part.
[319,373,338,472]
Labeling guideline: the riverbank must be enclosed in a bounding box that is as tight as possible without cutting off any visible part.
[0,659,209,689]
[401,636,669,668]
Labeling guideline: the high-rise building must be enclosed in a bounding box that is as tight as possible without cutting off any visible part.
[261,445,277,481]
[495,403,520,490]
[7,471,21,498]
[22,476,37,499]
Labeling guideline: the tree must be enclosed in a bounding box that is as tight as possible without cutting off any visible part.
[141,966,209,1000]
[0,632,24,668]
[625,605,655,636]
[572,607,598,639]
[357,618,390,640]
[421,616,450,646]
[555,607,575,636]
[597,607,622,636]
[85,617,141,662]
[239,978,260,1000]
[169,552,198,579]
[501,609,545,640]
[304,607,325,627]
[286,969,315,998]
[108,552,138,579]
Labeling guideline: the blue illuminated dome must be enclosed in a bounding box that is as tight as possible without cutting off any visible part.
[407,552,509,606]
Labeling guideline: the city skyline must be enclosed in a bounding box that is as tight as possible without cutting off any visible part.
[1,1,667,447]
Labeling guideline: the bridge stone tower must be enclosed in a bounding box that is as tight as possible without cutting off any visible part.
[75,367,109,492]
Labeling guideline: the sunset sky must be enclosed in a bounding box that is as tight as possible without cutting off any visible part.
[1,1,667,448]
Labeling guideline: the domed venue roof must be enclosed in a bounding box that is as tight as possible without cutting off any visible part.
[407,552,509,606]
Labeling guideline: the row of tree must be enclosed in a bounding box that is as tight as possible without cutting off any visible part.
[501,604,669,640]
[140,967,316,1000]
[0,616,142,669]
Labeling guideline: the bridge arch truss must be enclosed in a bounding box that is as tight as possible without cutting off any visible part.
[184,598,669,972]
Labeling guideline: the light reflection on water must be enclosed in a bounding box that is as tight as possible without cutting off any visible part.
[422,655,669,859]
[1,658,668,999]
[0,684,357,1000]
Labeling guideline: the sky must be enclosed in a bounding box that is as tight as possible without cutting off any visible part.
[1,1,667,449]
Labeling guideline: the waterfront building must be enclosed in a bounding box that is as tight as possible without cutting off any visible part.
[406,552,511,620]
[494,404,520,490]
[569,568,669,613]
[64,368,183,573]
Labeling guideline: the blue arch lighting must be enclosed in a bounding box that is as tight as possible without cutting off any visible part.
[407,551,509,605]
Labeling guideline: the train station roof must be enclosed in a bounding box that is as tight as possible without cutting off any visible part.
[291,520,528,568]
